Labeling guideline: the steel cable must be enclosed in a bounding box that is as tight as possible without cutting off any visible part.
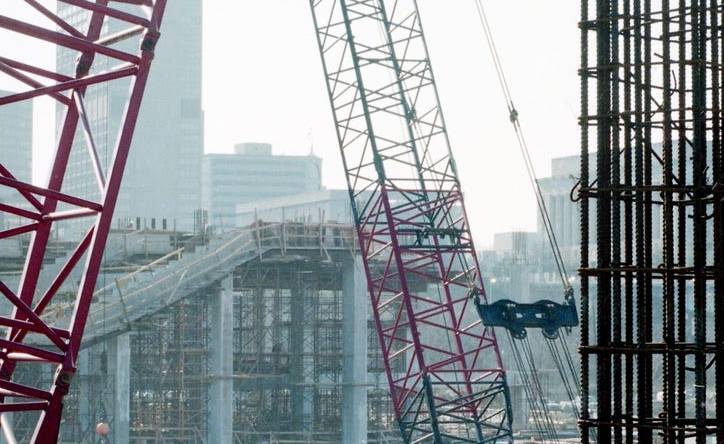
[472,0,572,296]
[471,4,597,441]
[507,332,548,441]
[521,336,560,443]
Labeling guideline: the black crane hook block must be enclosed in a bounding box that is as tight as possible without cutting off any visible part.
[477,298,579,340]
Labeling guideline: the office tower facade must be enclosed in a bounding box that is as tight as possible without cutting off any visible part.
[0,91,32,230]
[538,152,664,265]
[57,1,204,235]
[202,143,323,228]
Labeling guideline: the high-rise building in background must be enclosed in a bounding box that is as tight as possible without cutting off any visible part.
[202,143,323,227]
[537,152,664,265]
[57,1,204,235]
[0,91,32,230]
[536,154,586,264]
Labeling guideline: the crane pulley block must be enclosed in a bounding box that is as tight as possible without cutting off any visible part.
[477,298,579,340]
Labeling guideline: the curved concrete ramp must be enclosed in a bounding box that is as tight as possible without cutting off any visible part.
[38,223,356,347]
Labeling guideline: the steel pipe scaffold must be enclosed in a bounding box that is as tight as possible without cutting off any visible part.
[310,1,513,443]
[0,2,167,442]
[579,0,723,443]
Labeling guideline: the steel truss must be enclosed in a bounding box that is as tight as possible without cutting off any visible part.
[0,2,167,442]
[310,1,512,442]
[579,0,723,443]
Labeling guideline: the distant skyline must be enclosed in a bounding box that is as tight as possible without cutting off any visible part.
[0,1,581,247]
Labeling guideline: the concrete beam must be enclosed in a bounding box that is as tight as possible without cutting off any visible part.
[290,274,306,430]
[207,276,234,444]
[77,348,91,438]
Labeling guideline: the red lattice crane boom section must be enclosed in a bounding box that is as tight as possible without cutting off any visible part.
[0,2,167,442]
[310,1,513,442]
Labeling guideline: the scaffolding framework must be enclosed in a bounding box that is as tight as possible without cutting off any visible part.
[233,259,345,440]
[130,297,209,442]
[579,1,723,442]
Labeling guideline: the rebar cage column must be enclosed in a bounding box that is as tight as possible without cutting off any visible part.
[579,1,723,442]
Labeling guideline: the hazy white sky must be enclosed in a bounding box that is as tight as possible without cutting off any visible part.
[0,1,580,247]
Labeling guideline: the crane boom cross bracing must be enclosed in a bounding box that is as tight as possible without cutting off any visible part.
[0,2,167,443]
[310,1,513,442]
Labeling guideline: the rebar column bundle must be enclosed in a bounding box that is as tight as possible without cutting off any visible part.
[579,1,723,443]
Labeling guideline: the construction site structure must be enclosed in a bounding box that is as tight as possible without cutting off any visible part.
[579,0,723,442]
[0,2,168,442]
[2,222,405,443]
[310,1,512,442]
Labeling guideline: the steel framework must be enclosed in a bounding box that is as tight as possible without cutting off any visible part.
[131,297,209,442]
[233,260,345,440]
[310,1,512,442]
[0,2,167,442]
[579,0,723,443]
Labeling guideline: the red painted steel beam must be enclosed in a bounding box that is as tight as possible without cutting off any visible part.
[0,1,167,443]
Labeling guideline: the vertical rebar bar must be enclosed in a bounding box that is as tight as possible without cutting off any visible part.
[691,1,708,442]
[579,0,591,442]
[581,0,721,440]
[675,3,689,443]
[610,1,623,440]
[714,4,724,442]
[595,0,613,441]
[622,2,635,441]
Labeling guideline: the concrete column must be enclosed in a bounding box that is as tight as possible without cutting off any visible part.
[290,276,305,431]
[77,348,92,437]
[342,256,368,444]
[509,383,529,430]
[290,273,314,431]
[207,276,234,444]
[108,333,131,444]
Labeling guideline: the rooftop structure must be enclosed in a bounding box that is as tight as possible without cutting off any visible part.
[236,189,354,227]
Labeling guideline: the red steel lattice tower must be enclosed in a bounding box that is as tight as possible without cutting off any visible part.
[310,1,513,442]
[0,1,167,442]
